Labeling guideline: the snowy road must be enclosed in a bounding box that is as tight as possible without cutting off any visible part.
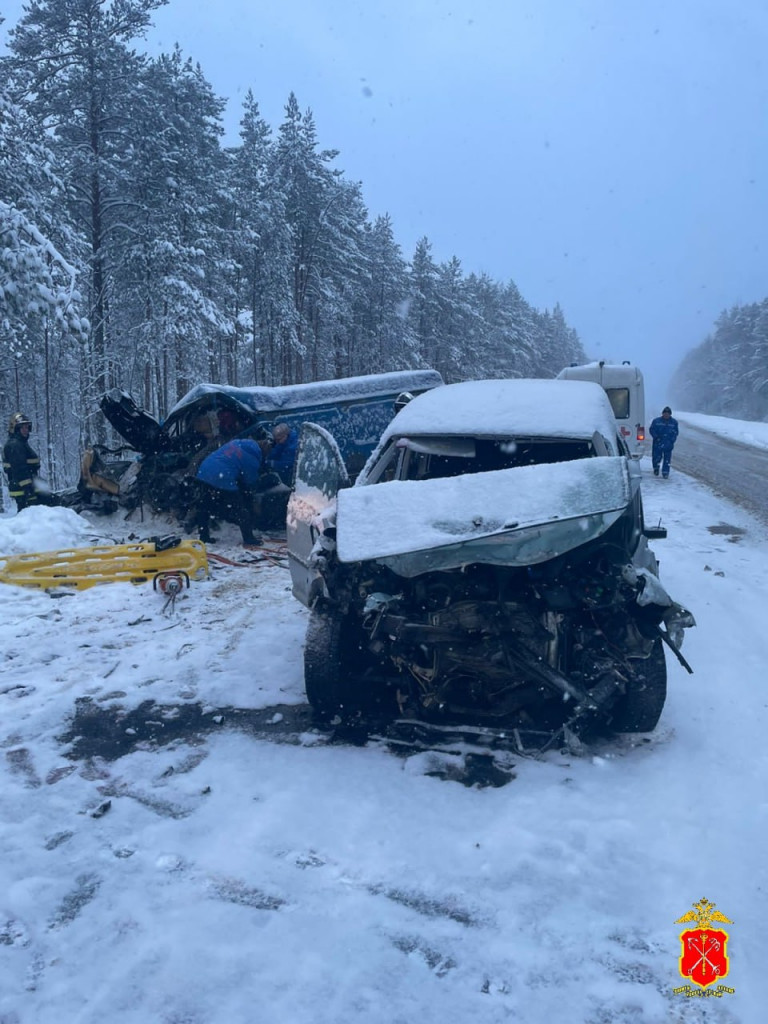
[673,423,768,526]
[0,462,766,1023]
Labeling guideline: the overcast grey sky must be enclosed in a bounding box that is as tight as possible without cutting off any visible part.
[4,0,768,403]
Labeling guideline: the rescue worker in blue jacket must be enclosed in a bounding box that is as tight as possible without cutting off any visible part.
[650,406,679,478]
[264,423,299,486]
[3,413,56,511]
[192,438,264,546]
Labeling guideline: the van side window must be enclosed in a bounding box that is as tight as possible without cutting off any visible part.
[605,388,630,419]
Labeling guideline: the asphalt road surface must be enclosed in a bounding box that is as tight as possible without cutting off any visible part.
[671,422,768,525]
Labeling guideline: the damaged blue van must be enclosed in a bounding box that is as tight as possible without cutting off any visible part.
[79,370,444,515]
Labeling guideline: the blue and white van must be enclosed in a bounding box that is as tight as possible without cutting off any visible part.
[85,369,444,513]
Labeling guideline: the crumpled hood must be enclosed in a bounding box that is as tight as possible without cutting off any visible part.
[336,456,632,575]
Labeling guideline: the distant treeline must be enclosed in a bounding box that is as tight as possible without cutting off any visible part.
[0,0,584,487]
[670,301,768,421]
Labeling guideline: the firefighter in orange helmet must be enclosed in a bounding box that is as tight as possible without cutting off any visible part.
[2,413,54,511]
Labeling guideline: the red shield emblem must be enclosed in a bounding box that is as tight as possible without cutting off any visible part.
[679,929,730,988]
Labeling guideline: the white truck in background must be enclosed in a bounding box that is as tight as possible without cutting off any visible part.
[556,361,646,457]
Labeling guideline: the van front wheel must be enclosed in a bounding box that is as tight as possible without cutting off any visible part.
[611,639,667,732]
[304,610,364,720]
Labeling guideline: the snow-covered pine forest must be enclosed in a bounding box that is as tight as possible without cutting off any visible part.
[670,300,768,421]
[0,0,585,492]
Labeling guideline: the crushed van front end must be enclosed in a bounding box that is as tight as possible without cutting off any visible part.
[305,503,692,738]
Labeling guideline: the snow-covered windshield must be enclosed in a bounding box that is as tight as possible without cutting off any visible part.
[337,456,631,570]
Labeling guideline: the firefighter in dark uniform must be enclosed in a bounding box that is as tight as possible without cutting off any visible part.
[3,413,52,511]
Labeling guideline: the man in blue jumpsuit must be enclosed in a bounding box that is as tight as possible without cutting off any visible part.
[649,406,679,479]
[193,438,264,546]
[264,423,299,486]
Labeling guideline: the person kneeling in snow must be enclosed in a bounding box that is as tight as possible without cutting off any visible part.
[191,439,265,547]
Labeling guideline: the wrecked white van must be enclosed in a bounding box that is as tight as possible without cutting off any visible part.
[287,379,693,743]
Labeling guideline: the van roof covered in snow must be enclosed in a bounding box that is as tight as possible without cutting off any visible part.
[379,378,619,443]
[166,370,444,421]
[557,362,644,386]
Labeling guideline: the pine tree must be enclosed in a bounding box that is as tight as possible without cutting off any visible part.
[432,256,477,382]
[745,301,768,418]
[228,90,295,386]
[6,0,167,436]
[355,214,418,373]
[538,302,583,377]
[273,93,367,382]
[407,237,441,368]
[118,46,230,412]
[0,92,85,351]
[0,89,87,485]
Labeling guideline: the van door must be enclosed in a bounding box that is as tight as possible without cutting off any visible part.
[286,423,349,607]
[100,389,168,454]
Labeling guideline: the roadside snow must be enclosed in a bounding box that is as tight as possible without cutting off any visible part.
[677,410,768,450]
[0,504,106,556]
[0,429,765,1023]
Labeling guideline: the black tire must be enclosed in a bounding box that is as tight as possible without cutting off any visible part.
[304,610,366,720]
[611,638,667,732]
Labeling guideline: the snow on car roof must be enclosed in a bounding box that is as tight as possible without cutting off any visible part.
[381,379,618,442]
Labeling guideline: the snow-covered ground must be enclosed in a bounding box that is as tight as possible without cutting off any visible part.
[1,417,766,1023]
[677,410,768,450]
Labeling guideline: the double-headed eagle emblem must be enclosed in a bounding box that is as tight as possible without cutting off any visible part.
[675,897,733,929]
